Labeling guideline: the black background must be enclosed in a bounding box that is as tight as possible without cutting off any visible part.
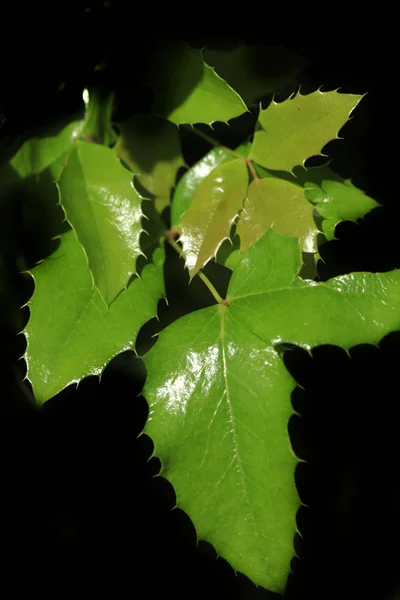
[1,7,399,599]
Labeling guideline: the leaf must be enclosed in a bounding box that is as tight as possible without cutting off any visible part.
[58,141,144,306]
[25,229,165,404]
[249,90,363,172]
[179,159,248,276]
[150,42,247,125]
[0,121,82,195]
[238,177,319,253]
[115,114,184,198]
[143,229,400,592]
[204,45,307,105]
[171,142,251,227]
[171,147,233,227]
[303,174,380,240]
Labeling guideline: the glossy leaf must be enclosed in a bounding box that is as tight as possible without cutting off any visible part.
[204,45,307,105]
[249,90,363,172]
[150,42,247,125]
[172,147,233,227]
[238,177,319,253]
[115,114,184,198]
[303,174,380,239]
[179,159,248,276]
[143,229,400,592]
[58,141,144,305]
[171,143,251,227]
[25,229,164,404]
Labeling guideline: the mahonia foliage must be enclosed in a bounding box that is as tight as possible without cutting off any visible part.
[1,43,390,594]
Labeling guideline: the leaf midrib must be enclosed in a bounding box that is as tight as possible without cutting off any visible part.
[76,144,109,302]
[218,306,261,543]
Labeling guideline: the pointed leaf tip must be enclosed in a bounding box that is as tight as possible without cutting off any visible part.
[150,42,247,126]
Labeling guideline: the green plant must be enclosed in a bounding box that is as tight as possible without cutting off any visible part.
[0,42,394,595]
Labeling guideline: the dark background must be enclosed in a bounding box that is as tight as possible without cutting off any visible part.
[0,7,399,599]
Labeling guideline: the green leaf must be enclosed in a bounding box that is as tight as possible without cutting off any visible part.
[0,121,82,194]
[249,90,363,172]
[25,229,164,404]
[303,174,380,240]
[179,159,248,276]
[143,229,400,592]
[238,177,319,253]
[150,42,247,125]
[58,141,144,306]
[172,147,233,227]
[115,114,184,199]
[204,45,307,105]
[171,143,251,228]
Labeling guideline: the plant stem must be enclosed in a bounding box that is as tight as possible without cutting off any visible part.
[167,237,225,304]
[81,86,116,145]
[246,159,260,181]
[183,125,259,182]
[182,125,243,160]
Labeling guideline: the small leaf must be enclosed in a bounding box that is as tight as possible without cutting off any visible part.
[204,45,307,105]
[180,159,248,276]
[0,121,82,195]
[238,177,319,253]
[171,147,234,227]
[143,229,400,592]
[249,90,363,172]
[303,175,380,239]
[150,42,247,125]
[58,141,144,305]
[115,114,184,198]
[25,229,164,404]
[171,143,251,227]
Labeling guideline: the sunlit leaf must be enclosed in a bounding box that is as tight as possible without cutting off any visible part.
[238,177,319,253]
[303,174,380,239]
[58,142,144,305]
[26,229,164,403]
[150,42,247,125]
[171,143,251,227]
[179,159,248,276]
[144,229,400,592]
[249,90,363,172]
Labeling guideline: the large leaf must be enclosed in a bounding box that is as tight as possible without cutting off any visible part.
[115,114,184,199]
[249,90,363,172]
[179,159,248,276]
[58,142,144,306]
[150,42,247,125]
[143,229,400,592]
[239,177,319,253]
[25,229,164,404]
[204,45,307,106]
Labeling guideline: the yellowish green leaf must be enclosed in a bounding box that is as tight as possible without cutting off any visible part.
[249,90,363,172]
[179,159,248,276]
